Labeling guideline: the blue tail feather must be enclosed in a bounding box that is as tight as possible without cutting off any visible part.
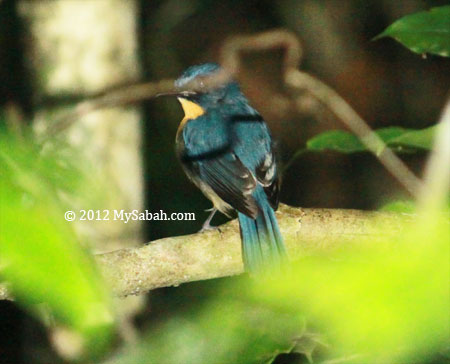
[238,189,286,272]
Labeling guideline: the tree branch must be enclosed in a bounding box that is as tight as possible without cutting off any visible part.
[98,205,411,297]
[0,205,413,301]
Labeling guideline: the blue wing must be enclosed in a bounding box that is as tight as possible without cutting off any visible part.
[179,110,279,217]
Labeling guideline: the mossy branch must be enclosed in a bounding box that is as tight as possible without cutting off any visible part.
[94,205,410,298]
[0,205,411,301]
[97,205,411,298]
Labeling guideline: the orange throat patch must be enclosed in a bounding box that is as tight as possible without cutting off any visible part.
[177,97,205,137]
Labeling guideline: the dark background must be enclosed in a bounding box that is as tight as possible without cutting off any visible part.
[1,0,449,363]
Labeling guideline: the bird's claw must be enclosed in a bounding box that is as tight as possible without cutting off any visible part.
[198,223,222,234]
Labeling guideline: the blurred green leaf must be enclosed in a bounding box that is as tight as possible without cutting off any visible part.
[306,126,436,154]
[108,208,449,364]
[389,125,437,149]
[106,292,325,364]
[250,212,450,363]
[0,131,115,358]
[374,6,450,57]
[379,200,416,213]
[306,130,366,154]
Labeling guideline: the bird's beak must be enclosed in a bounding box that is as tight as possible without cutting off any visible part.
[155,90,197,98]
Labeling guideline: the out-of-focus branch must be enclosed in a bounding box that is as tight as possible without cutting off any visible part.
[419,96,450,211]
[0,205,411,301]
[42,29,424,198]
[221,30,303,75]
[41,79,174,140]
[219,31,424,198]
[78,205,413,297]
[285,70,424,197]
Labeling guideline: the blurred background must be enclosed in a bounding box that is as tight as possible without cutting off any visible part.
[0,0,449,363]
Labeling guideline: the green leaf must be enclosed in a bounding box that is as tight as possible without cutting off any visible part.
[375,126,408,143]
[389,125,437,149]
[306,130,366,154]
[110,210,450,364]
[107,296,311,364]
[374,6,450,57]
[306,126,436,154]
[251,212,450,363]
[305,127,407,154]
[0,132,115,358]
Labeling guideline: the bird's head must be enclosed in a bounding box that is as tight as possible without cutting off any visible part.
[172,63,243,119]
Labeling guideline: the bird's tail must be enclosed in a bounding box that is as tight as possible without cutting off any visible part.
[238,190,286,272]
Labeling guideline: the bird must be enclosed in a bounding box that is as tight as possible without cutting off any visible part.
[167,63,286,272]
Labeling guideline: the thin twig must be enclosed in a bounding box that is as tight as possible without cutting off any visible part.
[285,70,424,197]
[41,79,174,141]
[419,96,450,211]
[221,29,303,75]
[282,149,307,173]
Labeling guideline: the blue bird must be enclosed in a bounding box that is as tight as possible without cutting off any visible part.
[170,63,286,272]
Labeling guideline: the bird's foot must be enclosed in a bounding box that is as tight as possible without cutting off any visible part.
[198,207,220,233]
[198,222,221,233]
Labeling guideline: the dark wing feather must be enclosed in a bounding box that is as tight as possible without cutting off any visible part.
[199,153,259,218]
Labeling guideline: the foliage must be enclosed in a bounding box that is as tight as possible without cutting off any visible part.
[0,128,115,358]
[379,199,417,213]
[374,6,450,57]
[252,213,449,363]
[106,210,449,364]
[106,295,317,364]
[284,125,435,172]
[306,126,436,154]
